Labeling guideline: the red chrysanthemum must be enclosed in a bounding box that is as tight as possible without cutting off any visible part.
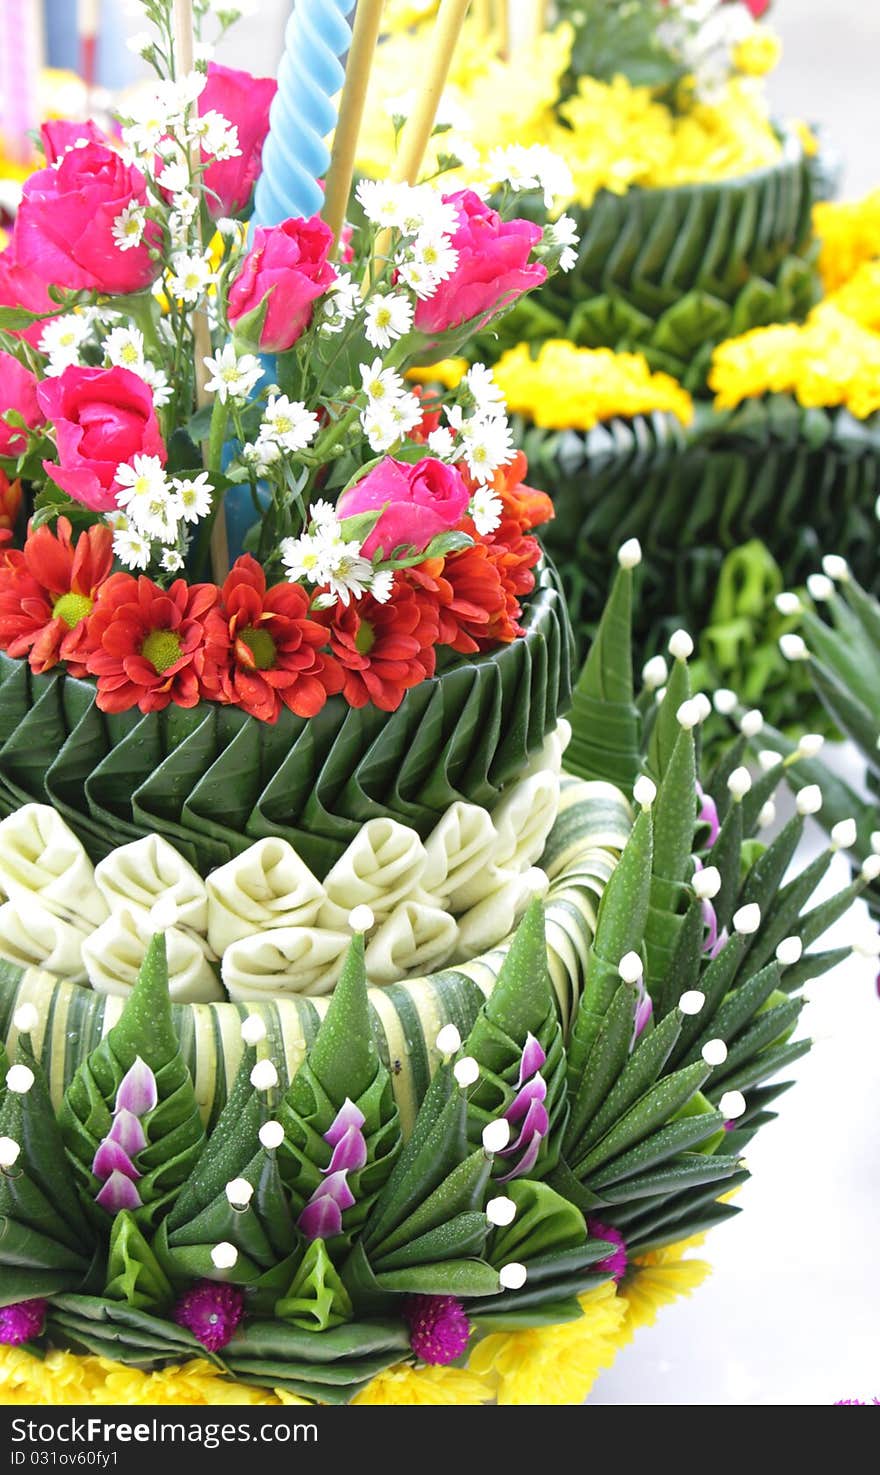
[0,468,22,532]
[85,572,217,714]
[323,581,439,712]
[407,546,512,655]
[199,554,343,722]
[0,516,113,676]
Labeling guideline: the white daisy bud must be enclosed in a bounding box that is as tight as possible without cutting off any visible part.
[727,766,752,800]
[655,687,667,706]
[211,1242,238,1270]
[733,903,761,935]
[633,775,656,810]
[797,734,824,759]
[719,1090,746,1121]
[678,990,705,1016]
[250,1060,278,1092]
[779,633,809,661]
[436,1024,462,1057]
[677,699,701,731]
[258,1120,285,1150]
[618,538,642,569]
[241,1015,267,1046]
[861,854,880,882]
[692,692,712,722]
[807,573,834,602]
[5,1065,34,1095]
[796,785,823,816]
[821,554,849,582]
[774,592,802,617]
[12,1003,38,1034]
[0,1136,20,1169]
[482,1119,511,1154]
[454,1057,480,1088]
[713,688,738,716]
[758,800,776,829]
[618,951,643,984]
[225,1178,254,1209]
[758,749,783,772]
[642,655,668,690]
[668,629,694,661]
[486,1196,517,1227]
[831,819,857,851]
[348,904,375,934]
[775,937,803,966]
[692,866,721,900]
[701,1039,728,1067]
[498,1262,528,1290]
[739,709,763,738]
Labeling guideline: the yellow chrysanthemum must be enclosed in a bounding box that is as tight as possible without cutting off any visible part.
[406,357,469,389]
[494,340,694,431]
[814,190,880,291]
[0,1348,296,1407]
[732,27,782,79]
[619,1235,712,1341]
[709,302,880,419]
[352,1362,493,1405]
[826,259,880,334]
[467,1282,627,1406]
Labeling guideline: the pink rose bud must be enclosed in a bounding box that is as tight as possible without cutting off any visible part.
[37,366,166,513]
[337,456,471,560]
[92,1137,141,1184]
[414,189,546,337]
[0,352,43,457]
[517,1031,547,1086]
[199,62,277,219]
[114,1055,158,1118]
[107,1108,148,1157]
[96,1169,143,1213]
[13,142,160,295]
[227,216,336,352]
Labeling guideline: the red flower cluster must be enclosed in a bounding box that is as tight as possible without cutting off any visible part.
[0,460,549,721]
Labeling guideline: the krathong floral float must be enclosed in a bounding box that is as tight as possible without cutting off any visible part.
[0,0,865,1407]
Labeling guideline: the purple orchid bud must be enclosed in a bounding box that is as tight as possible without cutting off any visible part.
[498,1130,543,1182]
[634,990,654,1038]
[324,1124,368,1175]
[516,1032,547,1087]
[318,1170,356,1211]
[92,1137,141,1184]
[297,1195,343,1241]
[501,1095,550,1156]
[324,1098,366,1148]
[108,1108,148,1157]
[701,896,719,955]
[696,783,720,847]
[709,926,729,960]
[96,1169,143,1213]
[505,1072,548,1125]
[115,1056,158,1118]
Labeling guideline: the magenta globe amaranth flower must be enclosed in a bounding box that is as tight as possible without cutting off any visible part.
[403,1295,470,1365]
[0,1298,47,1346]
[173,1282,246,1352]
[587,1219,628,1282]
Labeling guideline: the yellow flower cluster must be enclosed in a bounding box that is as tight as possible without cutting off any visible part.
[494,340,694,432]
[814,190,880,291]
[709,302,880,420]
[0,1238,712,1407]
[732,28,782,79]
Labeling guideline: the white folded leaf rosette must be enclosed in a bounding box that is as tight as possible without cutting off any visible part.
[94,834,208,934]
[422,801,500,907]
[321,818,428,920]
[0,803,108,927]
[491,769,561,872]
[454,867,549,962]
[82,907,223,1002]
[206,837,325,954]
[0,898,91,983]
[364,900,460,984]
[221,926,350,1000]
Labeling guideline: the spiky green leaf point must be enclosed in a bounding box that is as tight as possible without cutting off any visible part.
[0,1039,95,1305]
[582,1102,724,1189]
[797,872,875,949]
[571,1059,712,1179]
[565,559,641,791]
[567,802,653,1080]
[738,813,805,912]
[747,848,833,970]
[593,1151,742,1206]
[626,1197,743,1256]
[275,1239,353,1331]
[59,936,205,1233]
[778,945,850,993]
[462,902,566,1179]
[748,720,876,862]
[165,1044,260,1234]
[713,1036,811,1096]
[835,572,880,649]
[104,1211,173,1313]
[370,1145,493,1265]
[740,759,789,834]
[644,718,698,990]
[706,733,749,823]
[809,663,880,769]
[667,929,752,1067]
[276,934,401,1237]
[710,796,745,932]
[574,1007,684,1159]
[798,604,877,710]
[710,995,804,1087]
[652,896,704,1020]
[359,1069,467,1254]
[647,653,691,782]
[564,983,637,1154]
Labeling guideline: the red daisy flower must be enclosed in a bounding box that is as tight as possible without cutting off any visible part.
[0,516,113,676]
[85,572,217,714]
[324,581,439,712]
[199,554,343,722]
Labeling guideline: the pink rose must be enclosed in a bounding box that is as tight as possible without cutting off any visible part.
[200,62,277,218]
[414,189,546,336]
[37,365,166,512]
[337,457,471,559]
[0,353,43,457]
[13,142,159,296]
[0,244,56,348]
[227,216,336,352]
[40,118,108,166]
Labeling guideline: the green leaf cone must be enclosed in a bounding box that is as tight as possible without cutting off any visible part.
[165,1044,261,1235]
[565,561,641,790]
[647,656,690,782]
[104,1212,173,1313]
[275,1239,353,1331]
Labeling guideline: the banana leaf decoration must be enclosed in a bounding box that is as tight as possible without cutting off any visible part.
[275,1238,352,1332]
[275,934,401,1241]
[0,1037,98,1304]
[460,900,567,1182]
[563,552,642,792]
[58,935,205,1233]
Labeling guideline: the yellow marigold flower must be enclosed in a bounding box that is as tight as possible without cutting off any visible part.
[467,1282,627,1406]
[494,340,693,431]
[352,1362,493,1405]
[0,1348,291,1406]
[815,190,880,291]
[619,1236,712,1342]
[733,27,782,79]
[710,303,880,419]
[406,357,469,389]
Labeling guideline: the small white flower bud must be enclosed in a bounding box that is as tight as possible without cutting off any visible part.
[776,937,803,966]
[719,1090,747,1120]
[486,1196,517,1227]
[739,709,763,738]
[482,1119,511,1154]
[258,1120,284,1150]
[435,1024,462,1056]
[758,800,777,829]
[454,1056,480,1088]
[618,538,642,569]
[225,1178,254,1209]
[758,749,783,772]
[498,1262,528,1290]
[797,734,825,759]
[861,854,880,882]
[853,930,880,957]
[677,699,701,731]
[807,573,834,602]
[12,1004,38,1034]
[692,692,712,722]
[668,629,694,660]
[871,832,880,854]
[727,766,752,800]
[796,785,823,816]
[779,633,809,661]
[633,775,656,810]
[713,688,738,716]
[733,904,761,935]
[831,819,857,851]
[241,1015,267,1046]
[618,951,643,984]
[5,1065,34,1095]
[211,1242,238,1270]
[348,904,375,934]
[0,1137,20,1169]
[701,1039,728,1067]
[250,1060,278,1092]
[642,655,668,690]
[678,990,705,1016]
[774,592,802,617]
[692,866,721,900]
[821,554,849,582]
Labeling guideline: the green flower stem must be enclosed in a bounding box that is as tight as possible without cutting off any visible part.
[207,396,229,478]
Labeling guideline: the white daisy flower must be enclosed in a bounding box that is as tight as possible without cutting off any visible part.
[469,486,504,536]
[160,547,185,573]
[188,110,241,160]
[203,344,263,403]
[369,568,396,603]
[261,396,320,454]
[168,251,216,305]
[463,363,506,417]
[460,417,514,482]
[39,314,91,374]
[103,325,146,371]
[427,426,456,459]
[281,532,332,585]
[112,202,147,253]
[173,472,214,524]
[324,544,373,606]
[364,292,414,351]
[113,527,152,570]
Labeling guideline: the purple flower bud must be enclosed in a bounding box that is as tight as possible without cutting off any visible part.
[318,1170,356,1211]
[710,926,729,960]
[324,1124,368,1175]
[174,1282,245,1352]
[696,783,720,847]
[516,1032,547,1087]
[701,896,719,955]
[96,1169,143,1213]
[107,1109,148,1158]
[634,990,654,1038]
[587,1218,628,1282]
[324,1098,366,1147]
[115,1056,158,1118]
[404,1295,470,1365]
[503,1095,550,1156]
[0,1298,47,1346]
[498,1130,543,1182]
[505,1072,548,1125]
[297,1195,343,1241]
[92,1138,141,1184]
